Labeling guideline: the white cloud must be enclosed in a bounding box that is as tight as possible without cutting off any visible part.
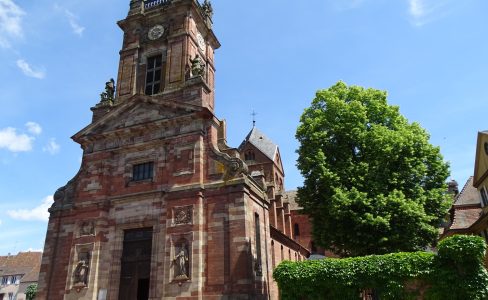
[54,5,85,36]
[16,59,46,79]
[25,122,42,135]
[0,0,25,48]
[407,0,451,27]
[65,10,85,36]
[408,0,425,18]
[0,219,2,225]
[43,138,60,155]
[0,127,34,152]
[7,195,53,222]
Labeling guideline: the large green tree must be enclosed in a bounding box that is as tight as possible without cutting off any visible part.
[296,81,451,257]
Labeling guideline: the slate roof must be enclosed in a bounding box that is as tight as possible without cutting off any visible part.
[239,127,278,161]
[0,252,42,283]
[283,190,302,210]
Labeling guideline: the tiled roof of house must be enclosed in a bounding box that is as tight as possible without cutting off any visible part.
[0,252,42,283]
[454,177,482,206]
[450,207,483,230]
[239,127,278,161]
[445,177,483,233]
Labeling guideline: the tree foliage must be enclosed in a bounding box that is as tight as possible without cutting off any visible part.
[273,235,488,300]
[296,81,451,256]
[26,283,37,300]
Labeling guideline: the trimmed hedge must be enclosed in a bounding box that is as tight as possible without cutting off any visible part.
[273,235,488,300]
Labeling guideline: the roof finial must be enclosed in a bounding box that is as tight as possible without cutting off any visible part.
[251,110,257,127]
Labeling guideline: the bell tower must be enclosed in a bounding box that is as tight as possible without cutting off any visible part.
[37,1,289,299]
[115,0,219,109]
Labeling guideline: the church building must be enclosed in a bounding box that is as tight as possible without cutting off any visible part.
[37,1,314,299]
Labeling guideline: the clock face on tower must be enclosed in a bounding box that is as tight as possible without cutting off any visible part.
[196,33,206,52]
[148,25,165,40]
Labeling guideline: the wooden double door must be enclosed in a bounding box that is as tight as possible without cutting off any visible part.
[118,228,153,300]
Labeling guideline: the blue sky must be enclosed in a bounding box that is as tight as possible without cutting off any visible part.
[0,0,487,255]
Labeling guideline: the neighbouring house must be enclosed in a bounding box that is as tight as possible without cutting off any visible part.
[0,252,42,300]
[442,177,483,237]
[472,131,488,265]
[442,131,488,267]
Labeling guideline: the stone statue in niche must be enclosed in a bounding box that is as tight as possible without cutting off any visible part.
[73,253,90,288]
[98,78,115,106]
[79,221,95,236]
[189,55,205,78]
[173,241,189,280]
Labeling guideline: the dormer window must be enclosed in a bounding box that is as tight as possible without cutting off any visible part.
[145,55,165,95]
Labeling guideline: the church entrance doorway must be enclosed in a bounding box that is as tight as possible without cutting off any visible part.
[118,228,153,300]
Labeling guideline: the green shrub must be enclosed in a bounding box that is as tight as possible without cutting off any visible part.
[273,235,488,300]
[25,283,37,300]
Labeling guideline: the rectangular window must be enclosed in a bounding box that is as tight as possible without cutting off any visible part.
[14,275,20,285]
[1,276,7,285]
[132,162,154,181]
[481,187,488,207]
[8,293,13,300]
[145,55,165,95]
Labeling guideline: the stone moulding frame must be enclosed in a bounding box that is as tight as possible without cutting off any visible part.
[173,143,196,176]
[171,205,193,227]
[68,243,95,292]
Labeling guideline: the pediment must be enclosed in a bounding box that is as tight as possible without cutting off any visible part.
[473,131,488,187]
[73,97,200,141]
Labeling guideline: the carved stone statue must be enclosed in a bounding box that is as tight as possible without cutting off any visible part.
[190,55,205,78]
[201,0,213,19]
[173,241,189,279]
[98,78,115,106]
[73,257,89,286]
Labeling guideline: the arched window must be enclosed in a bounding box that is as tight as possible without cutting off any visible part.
[310,241,317,254]
[271,241,275,268]
[294,223,300,238]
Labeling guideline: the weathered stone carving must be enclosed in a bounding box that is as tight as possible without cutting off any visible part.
[190,55,205,78]
[173,241,189,280]
[208,142,248,180]
[201,0,213,19]
[97,78,115,107]
[80,221,95,236]
[73,253,90,288]
[50,175,78,212]
[174,206,192,225]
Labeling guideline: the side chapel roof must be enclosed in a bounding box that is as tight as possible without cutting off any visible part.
[239,127,278,161]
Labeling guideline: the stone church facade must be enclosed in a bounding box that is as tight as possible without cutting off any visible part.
[37,1,313,299]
